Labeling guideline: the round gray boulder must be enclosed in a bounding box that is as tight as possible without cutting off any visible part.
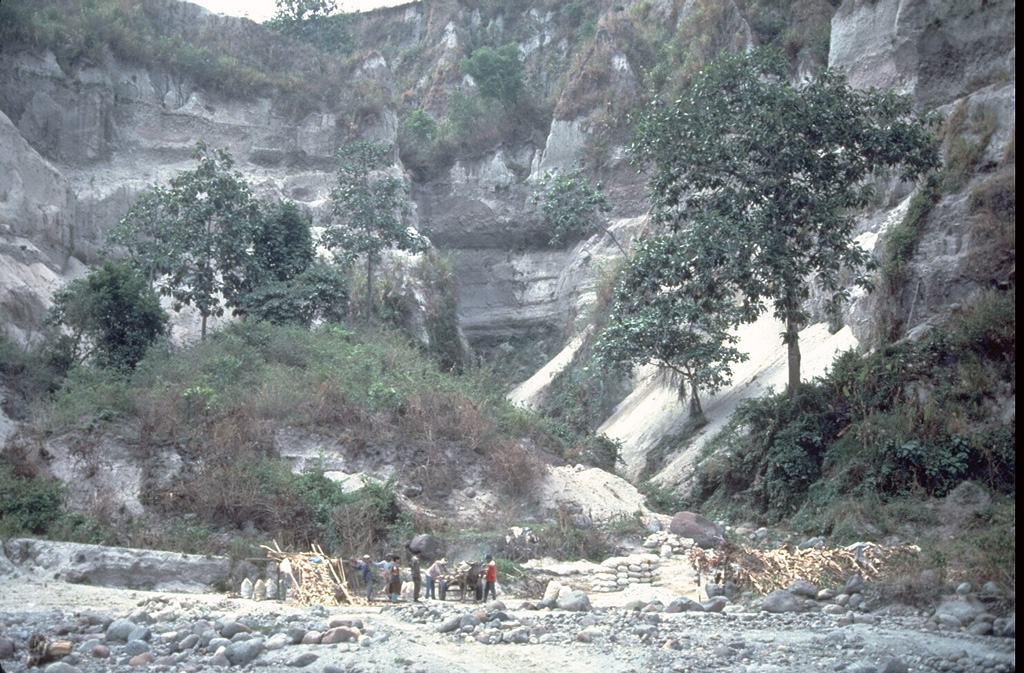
[668,512,723,549]
[555,590,593,612]
[761,589,804,614]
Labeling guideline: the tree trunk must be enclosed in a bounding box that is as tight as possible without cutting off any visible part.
[786,316,801,395]
[366,256,374,317]
[201,313,207,340]
[688,379,704,419]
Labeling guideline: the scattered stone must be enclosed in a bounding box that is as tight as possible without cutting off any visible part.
[289,651,319,667]
[701,597,728,613]
[105,618,135,642]
[127,651,154,666]
[321,626,360,643]
[224,638,264,666]
[220,620,252,638]
[879,658,909,673]
[41,663,81,673]
[845,574,866,594]
[666,597,704,613]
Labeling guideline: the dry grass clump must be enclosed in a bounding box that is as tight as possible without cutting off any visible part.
[488,438,546,500]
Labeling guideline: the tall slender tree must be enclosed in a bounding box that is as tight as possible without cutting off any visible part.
[324,141,427,316]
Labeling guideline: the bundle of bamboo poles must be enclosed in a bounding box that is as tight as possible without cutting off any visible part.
[262,541,369,606]
[698,541,921,594]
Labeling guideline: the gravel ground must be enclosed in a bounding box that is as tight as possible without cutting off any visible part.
[0,576,1014,673]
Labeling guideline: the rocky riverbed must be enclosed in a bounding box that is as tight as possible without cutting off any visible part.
[0,569,1014,673]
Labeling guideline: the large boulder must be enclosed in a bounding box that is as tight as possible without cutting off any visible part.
[555,589,593,612]
[761,589,805,614]
[934,596,987,626]
[407,534,441,560]
[4,539,230,591]
[668,512,723,549]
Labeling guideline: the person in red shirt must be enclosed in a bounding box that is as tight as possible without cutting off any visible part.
[483,554,497,601]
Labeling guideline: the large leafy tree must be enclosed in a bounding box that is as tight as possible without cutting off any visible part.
[632,50,939,394]
[46,261,168,371]
[324,141,427,316]
[598,233,747,419]
[110,141,262,339]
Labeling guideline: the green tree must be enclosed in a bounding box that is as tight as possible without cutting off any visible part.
[267,0,351,54]
[632,50,939,394]
[533,168,612,246]
[239,200,348,327]
[324,141,427,316]
[598,233,747,418]
[46,261,168,371]
[110,141,263,339]
[252,200,315,285]
[464,44,525,108]
[237,262,349,327]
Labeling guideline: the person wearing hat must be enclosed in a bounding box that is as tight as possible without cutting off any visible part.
[483,554,497,601]
[425,557,447,600]
[354,554,386,601]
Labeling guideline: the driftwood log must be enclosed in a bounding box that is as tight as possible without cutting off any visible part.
[26,634,72,667]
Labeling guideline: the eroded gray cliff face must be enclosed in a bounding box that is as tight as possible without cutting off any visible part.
[0,0,1013,393]
[830,0,1015,345]
[0,0,649,345]
[0,107,75,336]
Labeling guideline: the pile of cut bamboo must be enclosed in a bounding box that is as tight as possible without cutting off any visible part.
[262,542,368,606]
[698,541,920,594]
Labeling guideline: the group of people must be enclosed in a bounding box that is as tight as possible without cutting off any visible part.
[353,552,497,603]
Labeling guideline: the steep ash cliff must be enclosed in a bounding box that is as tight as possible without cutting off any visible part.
[0,0,1015,495]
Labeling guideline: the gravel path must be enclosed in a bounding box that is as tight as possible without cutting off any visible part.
[0,576,1014,673]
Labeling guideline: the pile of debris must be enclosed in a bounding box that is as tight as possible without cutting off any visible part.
[693,541,921,594]
[262,542,365,606]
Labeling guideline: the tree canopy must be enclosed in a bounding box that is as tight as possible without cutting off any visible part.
[631,50,939,393]
[464,44,525,108]
[238,200,348,327]
[109,141,263,339]
[324,141,427,315]
[598,233,747,418]
[46,261,168,371]
[252,200,315,285]
[266,0,351,54]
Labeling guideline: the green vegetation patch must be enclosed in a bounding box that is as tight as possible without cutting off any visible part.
[0,0,354,117]
[688,290,1014,582]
